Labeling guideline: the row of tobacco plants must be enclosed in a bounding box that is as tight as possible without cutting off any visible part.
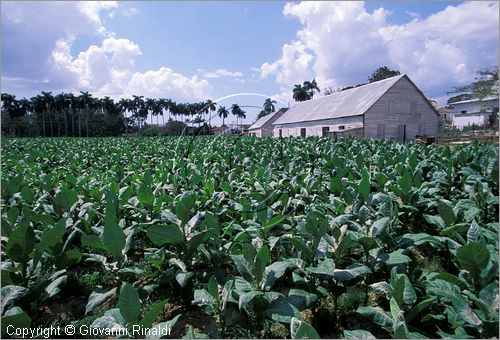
[1,136,498,338]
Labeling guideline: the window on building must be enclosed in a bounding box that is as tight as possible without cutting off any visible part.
[322,126,329,136]
[279,129,282,138]
[377,124,385,138]
[338,125,345,130]
[461,110,467,114]
[300,128,306,137]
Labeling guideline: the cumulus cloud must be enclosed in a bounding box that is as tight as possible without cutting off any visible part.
[202,68,244,79]
[1,1,115,84]
[259,1,499,98]
[127,68,210,101]
[2,1,212,101]
[52,37,210,100]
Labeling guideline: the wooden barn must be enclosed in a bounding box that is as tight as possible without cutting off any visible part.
[272,74,439,141]
[248,108,286,137]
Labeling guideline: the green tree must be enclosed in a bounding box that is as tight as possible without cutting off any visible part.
[368,66,401,83]
[217,106,229,126]
[303,78,320,99]
[450,67,499,99]
[258,98,277,118]
[293,84,309,102]
[205,99,217,126]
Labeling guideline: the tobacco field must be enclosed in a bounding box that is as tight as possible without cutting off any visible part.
[1,136,499,339]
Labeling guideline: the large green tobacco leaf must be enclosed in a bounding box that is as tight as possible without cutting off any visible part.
[369,217,390,237]
[265,296,301,323]
[456,242,490,281]
[138,183,154,207]
[288,289,318,310]
[147,225,184,245]
[253,245,270,284]
[175,192,196,224]
[357,306,393,328]
[118,282,141,324]
[140,300,167,328]
[451,296,482,326]
[85,288,117,315]
[262,261,294,289]
[343,329,376,339]
[1,307,31,336]
[290,317,320,339]
[438,200,456,226]
[358,170,370,202]
[53,188,78,215]
[392,275,417,307]
[90,308,127,331]
[5,222,35,264]
[43,275,67,301]
[306,258,335,278]
[145,314,181,339]
[1,286,29,314]
[238,291,263,311]
[334,263,372,282]
[101,217,126,259]
[37,218,66,255]
[231,255,254,282]
[399,168,412,195]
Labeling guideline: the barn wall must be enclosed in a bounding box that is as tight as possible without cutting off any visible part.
[364,76,439,141]
[273,116,363,137]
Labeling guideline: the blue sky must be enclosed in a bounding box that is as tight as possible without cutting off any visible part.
[2,1,498,125]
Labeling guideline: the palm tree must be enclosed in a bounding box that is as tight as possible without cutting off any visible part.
[231,104,246,132]
[31,95,46,137]
[17,98,32,137]
[217,106,229,126]
[293,84,309,102]
[55,93,69,136]
[259,98,277,118]
[1,93,22,136]
[66,93,77,137]
[145,98,156,126]
[263,98,276,113]
[132,95,145,133]
[231,104,240,128]
[238,110,246,132]
[40,91,55,136]
[303,78,320,99]
[205,99,217,126]
[78,91,93,137]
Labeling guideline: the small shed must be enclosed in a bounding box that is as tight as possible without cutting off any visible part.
[272,74,440,142]
[450,96,498,130]
[248,108,286,137]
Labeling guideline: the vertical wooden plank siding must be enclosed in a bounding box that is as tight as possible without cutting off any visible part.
[363,77,439,140]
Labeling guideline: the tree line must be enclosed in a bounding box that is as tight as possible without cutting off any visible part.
[0,91,272,138]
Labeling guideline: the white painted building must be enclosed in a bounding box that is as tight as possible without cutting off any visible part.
[450,96,499,129]
[248,109,286,137]
[272,75,439,141]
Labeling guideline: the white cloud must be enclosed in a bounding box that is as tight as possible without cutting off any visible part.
[128,68,210,101]
[121,7,141,17]
[259,41,314,85]
[52,37,210,100]
[259,1,499,99]
[202,68,244,79]
[2,1,212,101]
[77,1,118,35]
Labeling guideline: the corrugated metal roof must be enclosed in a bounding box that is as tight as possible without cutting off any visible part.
[450,95,498,105]
[273,74,405,125]
[248,109,283,130]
